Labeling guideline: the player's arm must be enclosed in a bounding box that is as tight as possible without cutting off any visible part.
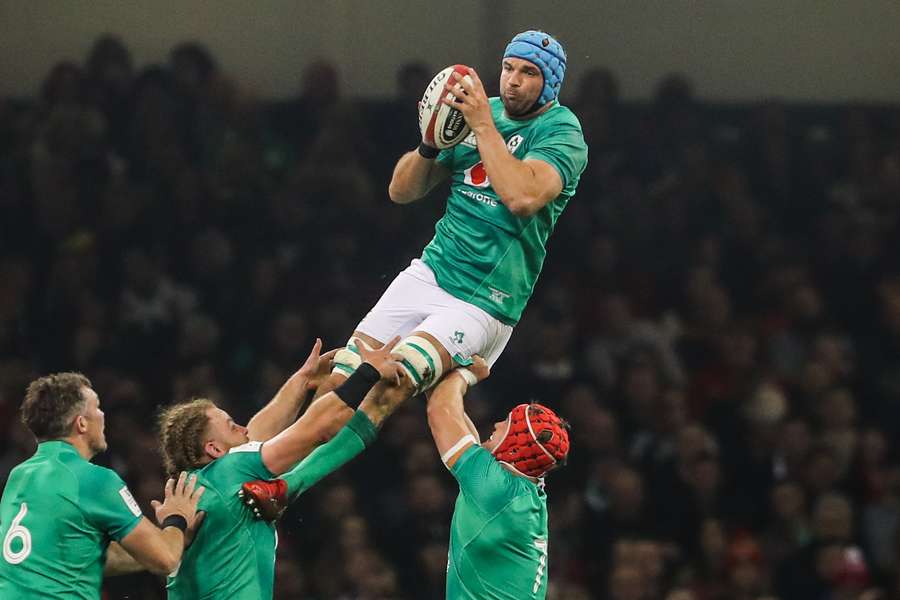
[444,69,562,217]
[247,339,338,442]
[240,409,379,521]
[426,359,490,468]
[426,386,480,442]
[462,411,481,443]
[260,338,404,475]
[116,519,186,575]
[388,148,451,204]
[104,542,144,576]
[280,409,377,499]
[117,472,205,575]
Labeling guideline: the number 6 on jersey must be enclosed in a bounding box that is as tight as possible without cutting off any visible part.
[3,503,32,565]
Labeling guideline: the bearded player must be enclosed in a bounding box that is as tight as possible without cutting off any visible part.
[309,30,587,419]
[0,372,204,599]
[428,357,570,598]
[159,338,407,599]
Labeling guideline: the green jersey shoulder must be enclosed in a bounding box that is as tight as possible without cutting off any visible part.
[0,441,142,599]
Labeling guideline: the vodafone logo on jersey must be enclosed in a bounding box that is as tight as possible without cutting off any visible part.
[464,162,490,188]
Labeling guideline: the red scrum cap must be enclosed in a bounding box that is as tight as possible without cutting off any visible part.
[491,403,570,478]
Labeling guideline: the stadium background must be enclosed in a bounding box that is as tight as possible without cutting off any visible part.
[1,1,900,598]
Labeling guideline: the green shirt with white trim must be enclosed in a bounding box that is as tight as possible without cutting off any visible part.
[446,445,550,599]
[166,441,277,600]
[168,412,378,599]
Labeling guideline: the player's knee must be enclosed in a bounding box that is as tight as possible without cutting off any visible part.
[392,335,446,393]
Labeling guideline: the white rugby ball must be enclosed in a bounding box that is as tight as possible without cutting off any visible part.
[418,64,474,149]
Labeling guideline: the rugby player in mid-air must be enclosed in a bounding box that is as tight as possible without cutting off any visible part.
[159,337,408,599]
[0,372,205,599]
[238,29,585,595]
[310,29,588,423]
[426,357,571,599]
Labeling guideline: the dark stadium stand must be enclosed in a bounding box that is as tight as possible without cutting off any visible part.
[1,36,899,599]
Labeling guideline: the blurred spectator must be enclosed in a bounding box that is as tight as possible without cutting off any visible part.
[585,292,685,390]
[3,41,900,599]
[762,481,812,567]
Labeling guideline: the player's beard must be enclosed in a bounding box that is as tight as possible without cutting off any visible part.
[90,429,108,455]
[88,437,107,457]
[86,416,108,456]
[501,89,539,118]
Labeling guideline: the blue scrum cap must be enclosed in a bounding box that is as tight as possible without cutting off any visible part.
[503,30,566,106]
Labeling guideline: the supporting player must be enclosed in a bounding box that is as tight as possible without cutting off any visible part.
[0,372,205,598]
[426,358,570,599]
[159,338,407,599]
[316,29,587,416]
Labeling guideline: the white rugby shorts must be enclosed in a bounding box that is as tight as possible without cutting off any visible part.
[355,259,513,367]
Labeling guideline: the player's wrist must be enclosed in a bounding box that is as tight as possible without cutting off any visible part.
[334,363,380,408]
[161,514,188,533]
[455,368,479,387]
[157,506,189,522]
[418,142,439,159]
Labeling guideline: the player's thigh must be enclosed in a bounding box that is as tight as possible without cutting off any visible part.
[479,320,514,367]
[413,302,513,368]
[354,259,443,343]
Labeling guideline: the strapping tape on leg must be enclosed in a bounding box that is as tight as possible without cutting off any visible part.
[332,337,370,377]
[393,335,444,392]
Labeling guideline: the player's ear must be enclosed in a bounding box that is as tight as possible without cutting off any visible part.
[74,414,88,434]
[204,440,226,459]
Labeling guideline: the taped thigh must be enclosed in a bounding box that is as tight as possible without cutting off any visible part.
[392,335,445,392]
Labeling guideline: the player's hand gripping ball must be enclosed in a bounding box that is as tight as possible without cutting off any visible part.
[419,64,474,149]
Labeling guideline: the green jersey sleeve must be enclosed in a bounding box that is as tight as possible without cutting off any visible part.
[283,409,377,500]
[524,119,588,192]
[450,445,519,515]
[79,466,143,542]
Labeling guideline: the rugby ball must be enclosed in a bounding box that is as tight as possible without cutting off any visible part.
[418,65,473,149]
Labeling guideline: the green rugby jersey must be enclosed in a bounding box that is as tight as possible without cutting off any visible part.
[446,445,550,599]
[168,412,377,599]
[166,441,276,599]
[0,441,143,599]
[423,98,588,325]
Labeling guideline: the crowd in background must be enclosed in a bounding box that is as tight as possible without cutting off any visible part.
[1,34,900,600]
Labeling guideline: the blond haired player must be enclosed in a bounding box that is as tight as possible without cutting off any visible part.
[160,338,408,599]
